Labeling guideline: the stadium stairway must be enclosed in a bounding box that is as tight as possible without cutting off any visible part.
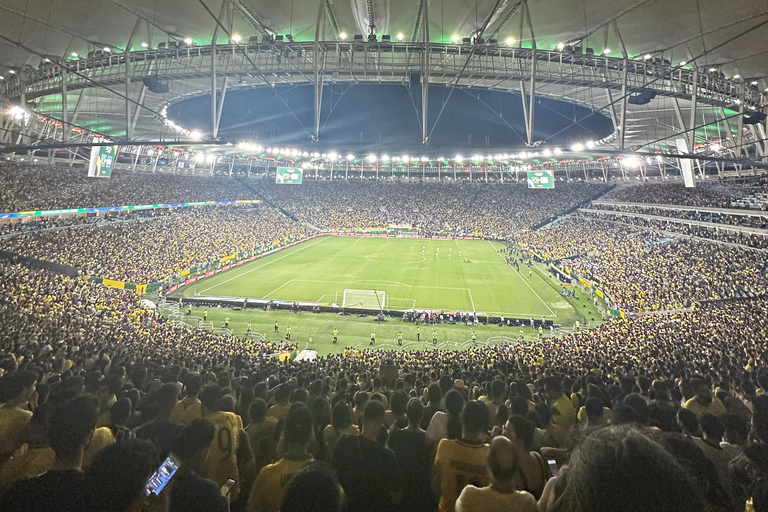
[529,183,617,231]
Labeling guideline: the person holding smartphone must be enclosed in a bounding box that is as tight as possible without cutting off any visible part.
[169,419,229,512]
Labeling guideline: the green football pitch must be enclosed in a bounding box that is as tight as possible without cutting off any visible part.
[179,236,574,318]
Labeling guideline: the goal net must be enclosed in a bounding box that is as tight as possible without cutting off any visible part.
[342,289,386,310]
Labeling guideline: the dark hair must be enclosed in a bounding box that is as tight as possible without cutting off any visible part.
[461,401,490,435]
[85,439,158,512]
[185,374,203,396]
[174,419,215,461]
[534,403,552,425]
[427,384,442,405]
[0,370,37,402]
[445,389,465,440]
[281,461,342,512]
[249,398,268,423]
[585,397,604,419]
[362,399,386,424]
[275,383,291,403]
[284,406,314,444]
[491,380,506,400]
[199,385,224,412]
[698,414,724,441]
[720,412,749,443]
[677,408,700,435]
[507,415,535,450]
[48,394,99,460]
[331,401,353,430]
[551,426,703,512]
[406,398,424,424]
[510,396,529,416]
[109,397,132,427]
[389,392,408,415]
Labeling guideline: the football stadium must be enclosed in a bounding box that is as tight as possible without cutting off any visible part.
[1,1,768,511]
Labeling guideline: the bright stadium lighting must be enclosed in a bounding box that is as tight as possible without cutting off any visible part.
[70,52,78,57]
[184,37,193,45]
[367,154,377,162]
[103,47,111,53]
[455,155,464,163]
[44,58,51,63]
[734,99,741,105]
[396,33,404,41]
[451,35,460,43]
[585,141,595,149]
[141,42,149,48]
[710,143,721,152]
[328,152,338,161]
[543,149,552,157]
[643,54,652,60]
[733,74,741,79]
[621,156,640,168]
[7,70,15,75]
[709,67,717,72]
[505,37,515,46]
[189,130,203,140]
[381,154,390,161]
[679,61,686,66]
[345,153,354,161]
[656,155,663,162]
[556,42,565,51]
[602,48,611,55]
[231,34,242,43]
[553,148,562,155]
[402,155,410,163]
[751,81,758,85]
[205,154,217,163]
[339,32,348,40]
[571,143,585,152]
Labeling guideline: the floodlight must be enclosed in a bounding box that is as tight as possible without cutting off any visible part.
[189,130,203,140]
[710,143,721,152]
[328,152,338,161]
[505,37,515,46]
[184,37,193,45]
[602,48,611,55]
[679,61,686,66]
[141,42,149,48]
[733,74,741,79]
[643,54,651,60]
[451,35,460,43]
[346,153,354,161]
[556,43,565,51]
[339,32,348,40]
[367,154,377,162]
[70,52,78,57]
[455,155,464,163]
[232,34,242,43]
[396,33,404,41]
[103,47,111,53]
[571,143,585,152]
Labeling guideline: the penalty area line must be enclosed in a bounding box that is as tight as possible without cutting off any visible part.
[261,279,294,299]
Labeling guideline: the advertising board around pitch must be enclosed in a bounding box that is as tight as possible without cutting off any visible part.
[527,170,555,189]
[276,167,303,184]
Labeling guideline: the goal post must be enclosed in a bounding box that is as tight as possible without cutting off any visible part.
[342,289,386,310]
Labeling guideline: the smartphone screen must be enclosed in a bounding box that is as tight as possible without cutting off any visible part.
[221,479,236,497]
[547,459,559,477]
[145,453,181,496]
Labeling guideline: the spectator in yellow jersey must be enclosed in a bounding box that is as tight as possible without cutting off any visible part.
[267,383,292,420]
[544,377,576,431]
[248,406,315,512]
[684,378,726,417]
[171,374,203,426]
[281,461,344,512]
[434,400,491,512]
[199,385,254,503]
[1,395,99,512]
[169,419,229,512]
[246,399,279,476]
[455,436,538,512]
[0,370,37,465]
[0,403,55,494]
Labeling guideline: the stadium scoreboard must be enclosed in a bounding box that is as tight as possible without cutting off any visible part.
[276,167,303,185]
[527,170,555,189]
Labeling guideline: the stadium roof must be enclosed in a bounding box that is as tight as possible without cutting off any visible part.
[2,0,766,79]
[0,0,766,158]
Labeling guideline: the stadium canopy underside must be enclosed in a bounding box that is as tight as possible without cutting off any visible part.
[0,0,766,173]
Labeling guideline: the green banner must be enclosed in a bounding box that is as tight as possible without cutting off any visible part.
[276,167,303,184]
[527,170,555,189]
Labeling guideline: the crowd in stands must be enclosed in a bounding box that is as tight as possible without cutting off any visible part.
[0,163,257,213]
[590,203,768,230]
[0,205,305,284]
[517,217,768,311]
[2,252,768,511]
[604,182,736,207]
[259,181,606,236]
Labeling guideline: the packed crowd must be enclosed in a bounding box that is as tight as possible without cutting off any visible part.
[3,252,768,511]
[590,203,768,230]
[0,205,305,284]
[259,181,606,236]
[579,209,768,250]
[0,163,258,213]
[604,182,737,207]
[517,217,768,311]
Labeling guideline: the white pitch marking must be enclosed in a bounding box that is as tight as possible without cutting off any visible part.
[355,236,364,242]
[261,279,294,299]
[196,237,330,294]
[467,288,476,312]
[487,240,556,317]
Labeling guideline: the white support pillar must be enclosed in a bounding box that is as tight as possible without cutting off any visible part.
[62,68,69,142]
[421,0,430,145]
[125,18,142,140]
